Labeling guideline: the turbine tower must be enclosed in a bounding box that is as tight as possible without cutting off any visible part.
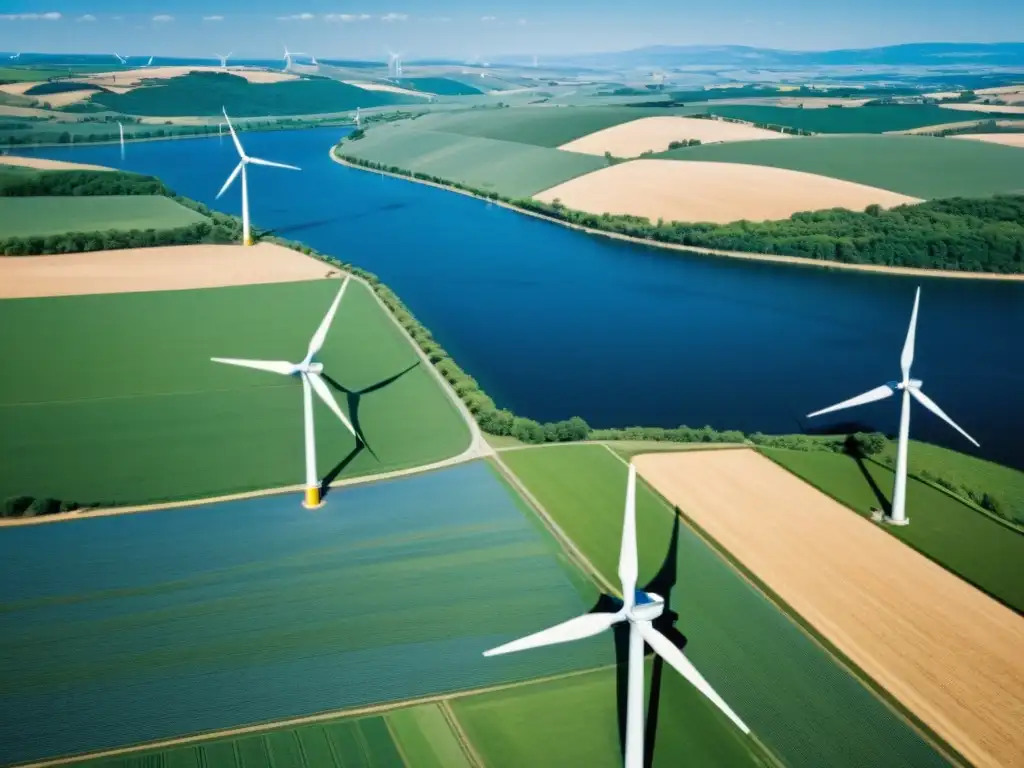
[807,287,979,525]
[144,55,154,67]
[118,122,125,160]
[483,464,750,767]
[283,45,293,71]
[216,107,300,246]
[211,280,358,509]
[215,52,232,69]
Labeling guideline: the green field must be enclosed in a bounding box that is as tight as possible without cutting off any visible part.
[703,104,999,133]
[75,714,407,768]
[395,78,484,96]
[90,72,422,117]
[453,663,769,767]
[340,125,605,197]
[760,447,1024,611]
[0,279,470,505]
[656,134,1024,198]
[388,704,472,767]
[499,444,951,768]
[0,194,207,237]
[408,105,709,147]
[0,461,610,764]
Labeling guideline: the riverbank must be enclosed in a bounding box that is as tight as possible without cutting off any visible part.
[331,150,1024,282]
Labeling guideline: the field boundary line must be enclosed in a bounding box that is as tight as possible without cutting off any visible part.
[13,664,617,768]
[488,453,618,596]
[438,700,484,768]
[614,444,969,768]
[383,718,413,768]
[330,151,1024,283]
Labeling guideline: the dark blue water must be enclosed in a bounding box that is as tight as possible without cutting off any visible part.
[16,128,1024,469]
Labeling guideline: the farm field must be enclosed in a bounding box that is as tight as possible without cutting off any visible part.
[408,105,710,147]
[951,132,1024,147]
[387,704,472,767]
[453,662,769,767]
[655,134,1024,198]
[559,115,792,157]
[395,77,484,96]
[534,159,919,224]
[0,243,333,299]
[0,461,611,765]
[940,103,1024,115]
[634,449,1024,768]
[0,195,207,238]
[339,126,606,198]
[90,72,422,117]
[499,444,951,768]
[760,447,1024,611]
[0,154,111,171]
[703,104,994,133]
[0,278,470,504]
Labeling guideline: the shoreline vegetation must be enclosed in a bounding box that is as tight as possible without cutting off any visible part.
[332,149,1024,279]
[2,166,1021,526]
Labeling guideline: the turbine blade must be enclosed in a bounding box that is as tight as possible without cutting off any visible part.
[216,161,243,199]
[618,463,639,610]
[901,287,921,381]
[909,388,979,447]
[307,372,357,438]
[222,107,246,159]
[248,156,301,171]
[211,357,296,375]
[806,384,894,419]
[483,612,621,657]
[638,623,750,735]
[305,278,349,362]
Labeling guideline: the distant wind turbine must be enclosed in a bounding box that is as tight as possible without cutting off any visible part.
[118,122,124,160]
[211,279,359,509]
[806,287,979,526]
[216,107,300,246]
[215,52,232,69]
[113,52,127,64]
[144,55,154,67]
[483,464,751,767]
[283,45,293,71]
[354,107,360,128]
[9,52,21,61]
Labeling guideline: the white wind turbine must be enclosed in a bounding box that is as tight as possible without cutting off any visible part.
[118,122,125,160]
[9,52,21,61]
[211,279,358,509]
[113,52,127,64]
[144,55,154,67]
[215,52,232,69]
[484,464,750,767]
[807,287,979,526]
[216,107,300,246]
[283,45,293,70]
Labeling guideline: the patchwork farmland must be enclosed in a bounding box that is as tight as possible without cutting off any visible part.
[701,104,1003,134]
[0,196,208,238]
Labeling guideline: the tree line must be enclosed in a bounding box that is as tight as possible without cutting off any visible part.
[337,152,1024,274]
[0,168,170,196]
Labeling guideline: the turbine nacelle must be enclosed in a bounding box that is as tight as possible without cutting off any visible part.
[626,590,665,623]
[894,379,923,391]
[300,361,324,375]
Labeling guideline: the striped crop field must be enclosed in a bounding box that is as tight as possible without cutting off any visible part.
[0,196,208,238]
[0,279,470,505]
[387,704,472,767]
[703,104,989,134]
[0,461,610,766]
[499,444,953,768]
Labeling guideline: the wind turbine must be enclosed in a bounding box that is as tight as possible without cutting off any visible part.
[118,122,124,160]
[806,287,979,526]
[215,52,232,69]
[211,279,359,509]
[283,45,293,71]
[483,464,750,767]
[144,55,154,67]
[9,52,21,61]
[216,107,300,246]
[113,52,127,64]
[354,107,361,128]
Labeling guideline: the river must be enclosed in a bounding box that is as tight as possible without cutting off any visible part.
[13,126,1024,469]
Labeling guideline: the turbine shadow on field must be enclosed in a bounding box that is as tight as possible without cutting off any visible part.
[845,443,893,517]
[589,512,683,767]
[321,360,420,460]
[320,442,364,498]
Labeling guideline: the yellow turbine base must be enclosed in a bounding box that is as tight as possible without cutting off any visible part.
[243,237,254,246]
[303,486,322,509]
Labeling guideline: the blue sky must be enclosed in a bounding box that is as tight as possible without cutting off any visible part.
[1,1,1021,59]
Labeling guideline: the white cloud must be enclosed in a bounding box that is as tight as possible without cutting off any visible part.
[77,14,97,22]
[326,13,372,22]
[0,12,62,21]
[202,15,224,22]
[381,12,408,22]
[152,14,174,23]
[277,12,314,21]
[481,15,497,22]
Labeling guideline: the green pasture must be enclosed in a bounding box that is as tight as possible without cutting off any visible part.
[396,77,484,96]
[500,444,951,768]
[453,664,769,767]
[760,447,1024,612]
[408,105,709,147]
[0,279,470,504]
[91,72,422,117]
[0,67,105,82]
[388,704,472,767]
[877,439,1024,526]
[75,715,405,768]
[0,461,609,764]
[655,134,1024,198]
[702,104,991,133]
[340,125,605,198]
[0,195,206,237]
